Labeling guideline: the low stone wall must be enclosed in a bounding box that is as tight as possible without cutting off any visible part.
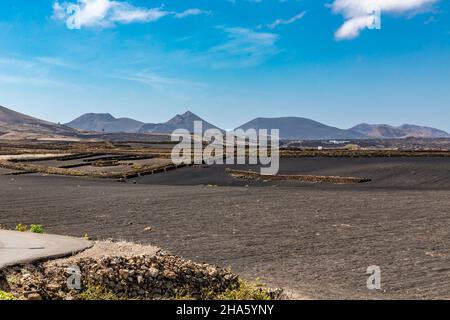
[0,160,189,180]
[226,169,371,184]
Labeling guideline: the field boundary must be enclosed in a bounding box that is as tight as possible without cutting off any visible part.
[226,168,371,184]
[0,160,190,180]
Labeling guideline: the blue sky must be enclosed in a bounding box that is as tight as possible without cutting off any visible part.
[0,0,449,130]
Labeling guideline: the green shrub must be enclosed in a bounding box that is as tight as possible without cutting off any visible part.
[216,279,273,300]
[198,279,273,300]
[15,224,28,232]
[30,224,45,234]
[77,284,121,300]
[0,291,16,300]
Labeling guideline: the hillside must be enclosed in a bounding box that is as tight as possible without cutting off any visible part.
[66,113,144,133]
[351,123,450,139]
[237,117,364,140]
[0,105,79,140]
[139,111,224,134]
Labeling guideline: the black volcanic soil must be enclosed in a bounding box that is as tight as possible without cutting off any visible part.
[1,157,450,299]
[134,157,450,190]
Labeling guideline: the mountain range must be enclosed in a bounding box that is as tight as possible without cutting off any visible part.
[66,111,223,134]
[0,105,449,140]
[66,113,144,133]
[65,111,450,139]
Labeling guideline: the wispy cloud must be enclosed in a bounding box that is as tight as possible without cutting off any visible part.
[0,55,73,87]
[331,0,439,40]
[52,0,211,29]
[0,57,35,69]
[0,74,67,87]
[174,8,211,19]
[36,56,72,68]
[207,27,279,68]
[268,11,306,29]
[116,70,206,90]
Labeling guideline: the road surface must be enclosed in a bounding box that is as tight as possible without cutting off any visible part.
[0,230,92,269]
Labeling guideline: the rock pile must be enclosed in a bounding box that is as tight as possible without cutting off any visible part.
[0,251,239,300]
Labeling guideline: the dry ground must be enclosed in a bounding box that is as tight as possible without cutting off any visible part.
[1,157,450,299]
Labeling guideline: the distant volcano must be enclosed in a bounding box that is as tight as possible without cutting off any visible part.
[350,123,450,139]
[139,111,224,134]
[5,104,449,140]
[236,117,364,140]
[66,113,144,133]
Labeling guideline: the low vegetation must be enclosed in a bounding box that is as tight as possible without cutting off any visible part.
[74,279,275,301]
[76,284,122,301]
[29,224,45,234]
[15,224,28,232]
[1,242,283,301]
[205,279,274,300]
[0,291,16,301]
[11,224,45,233]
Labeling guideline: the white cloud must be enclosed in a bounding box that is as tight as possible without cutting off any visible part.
[332,0,439,40]
[53,0,171,29]
[335,16,372,40]
[174,8,211,19]
[268,11,306,29]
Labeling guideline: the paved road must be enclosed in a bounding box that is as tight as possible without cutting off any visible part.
[0,230,92,269]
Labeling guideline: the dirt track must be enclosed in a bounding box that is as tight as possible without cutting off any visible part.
[1,157,450,299]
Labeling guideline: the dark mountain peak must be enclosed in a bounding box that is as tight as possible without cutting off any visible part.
[181,111,197,117]
[237,116,364,140]
[140,111,223,134]
[169,111,202,122]
[78,113,116,121]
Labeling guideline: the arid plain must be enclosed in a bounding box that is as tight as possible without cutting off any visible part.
[1,139,450,299]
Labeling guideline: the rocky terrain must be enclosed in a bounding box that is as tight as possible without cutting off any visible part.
[0,241,280,300]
